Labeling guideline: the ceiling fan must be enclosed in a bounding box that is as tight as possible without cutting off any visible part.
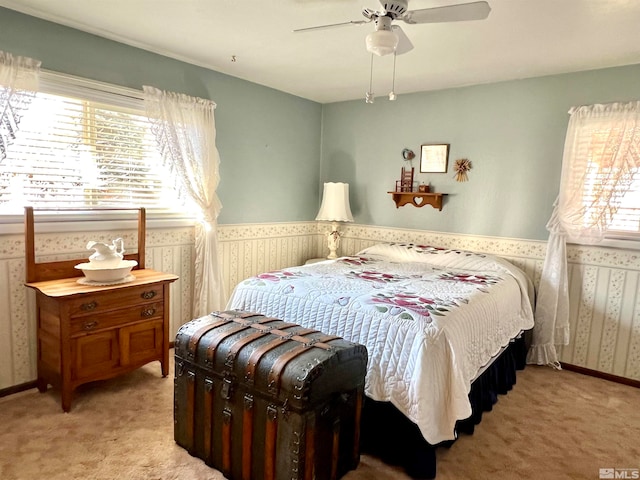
[295,1,491,57]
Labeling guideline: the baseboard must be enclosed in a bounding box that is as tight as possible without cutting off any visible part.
[561,363,640,389]
[0,380,38,399]
[3,363,637,399]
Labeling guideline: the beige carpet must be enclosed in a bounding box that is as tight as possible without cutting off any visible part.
[1,354,639,480]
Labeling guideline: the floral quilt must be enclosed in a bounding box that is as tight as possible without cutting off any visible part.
[227,242,534,444]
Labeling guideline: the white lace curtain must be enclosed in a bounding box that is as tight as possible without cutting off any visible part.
[143,86,225,317]
[0,50,41,160]
[529,101,640,367]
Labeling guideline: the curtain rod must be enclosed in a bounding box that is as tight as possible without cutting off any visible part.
[41,69,145,102]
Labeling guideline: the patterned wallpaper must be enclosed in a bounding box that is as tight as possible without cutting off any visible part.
[1,221,638,393]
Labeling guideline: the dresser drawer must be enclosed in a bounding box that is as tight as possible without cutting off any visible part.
[67,284,164,317]
[70,301,164,335]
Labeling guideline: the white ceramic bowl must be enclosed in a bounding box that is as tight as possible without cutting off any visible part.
[75,260,138,282]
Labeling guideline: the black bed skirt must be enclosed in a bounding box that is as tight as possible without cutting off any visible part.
[360,335,527,479]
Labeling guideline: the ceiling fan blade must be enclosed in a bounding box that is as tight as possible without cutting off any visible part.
[392,25,414,55]
[402,1,491,24]
[293,19,371,33]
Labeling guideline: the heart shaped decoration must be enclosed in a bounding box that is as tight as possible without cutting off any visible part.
[414,196,425,207]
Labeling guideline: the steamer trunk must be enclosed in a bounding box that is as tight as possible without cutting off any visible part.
[174,310,368,480]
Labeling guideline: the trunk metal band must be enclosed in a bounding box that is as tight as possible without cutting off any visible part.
[267,334,340,396]
[244,325,306,384]
[224,325,278,370]
[204,316,279,365]
[186,318,229,357]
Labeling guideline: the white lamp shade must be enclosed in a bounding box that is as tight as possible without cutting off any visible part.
[315,182,354,222]
[365,29,399,56]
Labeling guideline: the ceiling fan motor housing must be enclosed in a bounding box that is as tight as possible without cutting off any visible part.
[380,0,409,19]
[362,0,408,21]
[373,15,393,32]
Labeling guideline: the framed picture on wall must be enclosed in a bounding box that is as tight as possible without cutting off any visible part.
[419,144,450,173]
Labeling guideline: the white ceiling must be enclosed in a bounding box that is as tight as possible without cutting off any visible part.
[2,0,640,104]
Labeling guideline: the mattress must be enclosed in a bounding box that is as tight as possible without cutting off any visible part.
[227,242,534,444]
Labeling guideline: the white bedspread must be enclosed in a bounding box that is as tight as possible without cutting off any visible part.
[227,243,534,444]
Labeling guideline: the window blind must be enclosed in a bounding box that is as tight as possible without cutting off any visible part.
[0,74,179,214]
[579,126,640,237]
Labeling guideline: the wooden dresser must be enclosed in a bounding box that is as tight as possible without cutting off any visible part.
[24,207,178,412]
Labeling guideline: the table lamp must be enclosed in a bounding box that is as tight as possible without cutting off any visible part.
[315,182,354,259]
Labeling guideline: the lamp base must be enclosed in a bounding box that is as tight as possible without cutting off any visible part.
[325,222,341,259]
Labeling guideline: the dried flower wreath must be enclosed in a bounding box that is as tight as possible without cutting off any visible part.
[454,158,472,182]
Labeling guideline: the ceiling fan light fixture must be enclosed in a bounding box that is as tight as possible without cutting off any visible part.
[365,29,399,56]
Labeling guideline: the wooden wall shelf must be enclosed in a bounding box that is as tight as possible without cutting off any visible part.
[388,191,446,210]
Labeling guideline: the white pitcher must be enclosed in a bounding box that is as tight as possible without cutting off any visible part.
[86,238,125,268]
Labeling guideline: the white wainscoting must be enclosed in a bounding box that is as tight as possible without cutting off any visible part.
[1,221,639,391]
[563,246,640,379]
[217,222,322,301]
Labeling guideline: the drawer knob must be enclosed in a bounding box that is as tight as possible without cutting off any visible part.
[83,321,98,331]
[141,308,156,318]
[141,290,157,300]
[80,301,98,311]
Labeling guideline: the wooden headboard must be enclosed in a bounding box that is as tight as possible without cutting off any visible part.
[24,206,146,283]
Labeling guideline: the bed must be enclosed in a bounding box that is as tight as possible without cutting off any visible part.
[227,242,535,478]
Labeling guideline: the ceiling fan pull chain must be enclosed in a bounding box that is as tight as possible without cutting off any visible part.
[389,52,398,101]
[365,54,375,104]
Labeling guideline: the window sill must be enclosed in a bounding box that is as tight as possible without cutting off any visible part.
[0,210,197,235]
[569,236,640,251]
[600,237,640,251]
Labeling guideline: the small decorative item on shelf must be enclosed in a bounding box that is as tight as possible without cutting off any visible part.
[395,166,414,192]
[418,183,430,193]
[454,158,472,182]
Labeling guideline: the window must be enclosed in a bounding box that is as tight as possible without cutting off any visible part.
[581,125,640,239]
[561,102,640,243]
[599,174,640,238]
[0,73,181,214]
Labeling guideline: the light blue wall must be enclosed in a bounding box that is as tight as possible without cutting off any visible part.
[0,7,322,224]
[321,64,640,240]
[3,7,640,239]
